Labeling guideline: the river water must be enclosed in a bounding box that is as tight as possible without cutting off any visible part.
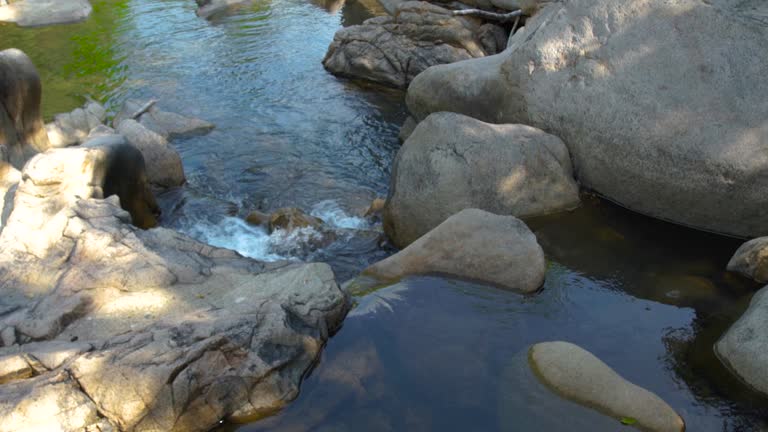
[2,0,768,430]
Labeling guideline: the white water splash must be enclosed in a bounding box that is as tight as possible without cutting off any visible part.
[180,216,287,261]
[178,201,370,261]
[310,200,369,230]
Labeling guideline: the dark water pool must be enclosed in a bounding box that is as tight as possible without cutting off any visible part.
[3,1,767,430]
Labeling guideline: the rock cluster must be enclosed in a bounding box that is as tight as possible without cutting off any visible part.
[0,49,349,432]
[323,1,507,88]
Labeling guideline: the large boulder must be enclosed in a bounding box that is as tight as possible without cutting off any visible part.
[1,134,159,237]
[530,341,685,432]
[0,48,50,168]
[384,112,580,247]
[0,0,91,27]
[116,119,186,189]
[406,0,768,238]
[716,287,768,397]
[323,1,507,88]
[365,208,546,293]
[0,142,349,430]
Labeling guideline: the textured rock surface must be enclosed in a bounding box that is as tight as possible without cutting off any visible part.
[0,142,349,430]
[716,287,768,396]
[406,0,768,238]
[366,208,545,292]
[0,0,91,27]
[113,99,214,140]
[47,101,108,148]
[727,237,768,283]
[323,2,506,88]
[384,112,579,247]
[269,207,325,234]
[116,119,186,189]
[530,341,685,432]
[0,48,50,168]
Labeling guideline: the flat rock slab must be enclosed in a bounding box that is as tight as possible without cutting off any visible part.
[0,0,92,27]
[365,208,545,293]
[716,287,768,397]
[530,341,685,432]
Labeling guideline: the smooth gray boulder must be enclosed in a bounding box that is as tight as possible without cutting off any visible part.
[0,48,50,168]
[384,112,579,247]
[365,208,546,292]
[716,287,768,396]
[0,0,91,27]
[530,341,685,432]
[116,119,186,188]
[113,99,214,140]
[406,0,768,238]
[727,237,768,283]
[323,2,507,88]
[0,140,349,430]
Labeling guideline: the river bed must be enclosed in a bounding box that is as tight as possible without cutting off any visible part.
[2,0,767,430]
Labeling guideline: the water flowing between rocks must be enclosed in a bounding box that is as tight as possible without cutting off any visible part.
[3,0,768,430]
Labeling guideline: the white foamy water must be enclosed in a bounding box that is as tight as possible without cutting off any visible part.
[310,200,369,230]
[179,201,371,262]
[180,216,287,262]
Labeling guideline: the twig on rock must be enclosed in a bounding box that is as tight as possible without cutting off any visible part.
[512,15,520,33]
[130,99,157,120]
[452,8,522,22]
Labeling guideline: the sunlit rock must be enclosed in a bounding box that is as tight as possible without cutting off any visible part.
[716,287,768,397]
[530,341,685,432]
[406,0,768,238]
[0,0,91,27]
[0,48,50,168]
[116,119,186,189]
[323,2,507,88]
[727,237,768,283]
[384,112,579,247]
[366,208,546,292]
[47,101,108,148]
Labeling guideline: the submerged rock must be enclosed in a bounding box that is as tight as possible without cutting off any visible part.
[406,0,768,238]
[269,207,325,234]
[0,0,92,27]
[116,119,186,189]
[716,287,768,397]
[195,0,252,18]
[530,341,685,432]
[727,237,768,283]
[0,48,50,168]
[365,208,545,292]
[384,112,580,248]
[323,1,507,88]
[113,99,215,140]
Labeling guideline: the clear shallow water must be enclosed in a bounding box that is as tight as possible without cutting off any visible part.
[3,1,768,430]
